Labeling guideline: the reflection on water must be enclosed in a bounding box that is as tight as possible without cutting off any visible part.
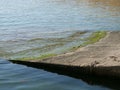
[88,0,120,16]
[89,0,120,6]
[55,0,120,10]
[58,0,120,6]
[0,59,111,90]
[12,59,120,90]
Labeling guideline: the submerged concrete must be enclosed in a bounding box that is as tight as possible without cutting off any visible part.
[10,31,120,79]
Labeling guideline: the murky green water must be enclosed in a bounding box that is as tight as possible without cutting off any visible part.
[0,0,120,89]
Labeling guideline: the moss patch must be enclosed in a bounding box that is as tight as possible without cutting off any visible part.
[84,31,106,45]
[70,31,107,51]
[12,31,107,61]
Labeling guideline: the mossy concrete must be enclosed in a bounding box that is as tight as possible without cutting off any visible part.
[9,31,120,79]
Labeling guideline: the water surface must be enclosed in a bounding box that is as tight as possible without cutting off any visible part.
[0,0,120,89]
[0,0,120,59]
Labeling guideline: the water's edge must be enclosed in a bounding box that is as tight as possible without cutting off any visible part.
[9,60,120,90]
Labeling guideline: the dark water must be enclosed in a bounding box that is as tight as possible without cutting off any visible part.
[0,59,113,90]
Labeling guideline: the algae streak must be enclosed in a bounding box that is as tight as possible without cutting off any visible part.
[70,31,107,51]
[83,31,106,45]
[13,31,107,61]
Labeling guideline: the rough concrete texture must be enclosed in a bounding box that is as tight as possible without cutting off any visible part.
[10,31,120,78]
[38,31,120,67]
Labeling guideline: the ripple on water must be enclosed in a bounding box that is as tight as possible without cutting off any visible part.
[0,0,120,60]
[0,31,92,60]
[0,0,120,89]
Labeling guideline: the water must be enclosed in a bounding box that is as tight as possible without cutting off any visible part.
[0,0,120,90]
[0,59,113,90]
[0,0,120,59]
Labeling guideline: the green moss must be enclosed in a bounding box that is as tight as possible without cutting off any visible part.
[84,31,106,45]
[70,31,107,51]
[38,54,56,60]
[12,31,107,61]
[16,53,57,61]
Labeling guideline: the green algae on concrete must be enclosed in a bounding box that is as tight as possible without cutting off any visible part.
[83,31,107,45]
[12,31,107,61]
[9,31,120,80]
[70,31,107,51]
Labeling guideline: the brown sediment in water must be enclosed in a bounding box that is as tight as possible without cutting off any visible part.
[9,31,120,79]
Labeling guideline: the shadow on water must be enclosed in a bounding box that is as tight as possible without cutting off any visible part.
[9,60,120,90]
